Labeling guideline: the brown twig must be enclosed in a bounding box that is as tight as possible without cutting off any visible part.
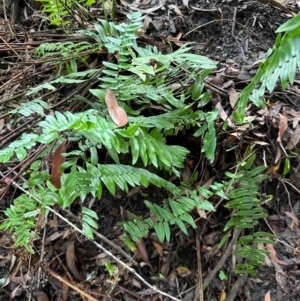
[196,233,204,301]
[202,228,241,291]
[225,273,248,301]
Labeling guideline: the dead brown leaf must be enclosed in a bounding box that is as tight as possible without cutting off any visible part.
[62,228,73,239]
[285,124,300,150]
[274,145,281,164]
[51,141,66,189]
[283,211,299,227]
[0,118,4,131]
[33,291,49,301]
[275,113,288,144]
[45,231,64,245]
[66,240,82,280]
[160,256,170,277]
[105,88,128,127]
[264,290,271,301]
[266,244,288,266]
[34,202,45,229]
[152,240,163,257]
[131,278,142,288]
[228,87,239,108]
[215,101,234,127]
[126,186,143,198]
[136,238,150,265]
[275,271,289,293]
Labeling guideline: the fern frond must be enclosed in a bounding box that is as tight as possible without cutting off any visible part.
[223,164,274,275]
[122,184,220,243]
[9,98,49,117]
[85,163,180,197]
[39,0,95,26]
[236,15,300,122]
[0,133,39,162]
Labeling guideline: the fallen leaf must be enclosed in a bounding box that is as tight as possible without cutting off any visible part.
[197,209,207,219]
[285,124,300,150]
[176,266,191,276]
[283,211,299,227]
[160,256,170,277]
[126,186,143,197]
[215,101,234,127]
[36,208,46,232]
[105,88,128,127]
[0,118,4,131]
[152,240,163,256]
[275,271,289,293]
[266,244,288,266]
[132,278,142,289]
[228,87,239,108]
[141,0,151,5]
[33,291,49,301]
[219,289,226,301]
[274,145,281,164]
[66,240,82,280]
[264,290,271,301]
[136,238,150,265]
[45,231,64,245]
[143,16,152,30]
[168,4,183,16]
[51,141,66,189]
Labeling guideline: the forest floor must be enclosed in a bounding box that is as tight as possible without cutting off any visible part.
[0,0,300,300]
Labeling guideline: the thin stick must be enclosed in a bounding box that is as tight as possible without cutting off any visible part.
[202,229,241,291]
[196,233,204,301]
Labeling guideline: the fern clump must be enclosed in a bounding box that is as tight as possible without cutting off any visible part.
[0,12,218,252]
[0,11,275,279]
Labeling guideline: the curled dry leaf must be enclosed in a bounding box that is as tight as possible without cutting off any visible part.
[66,240,82,280]
[135,238,150,265]
[51,141,66,189]
[152,240,163,257]
[105,88,128,127]
[277,113,288,142]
